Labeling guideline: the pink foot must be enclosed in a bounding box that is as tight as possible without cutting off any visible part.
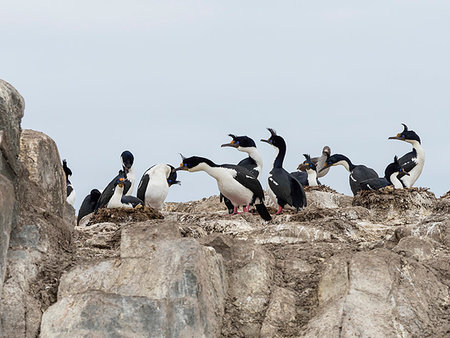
[275,206,283,215]
[230,206,240,215]
[243,206,249,213]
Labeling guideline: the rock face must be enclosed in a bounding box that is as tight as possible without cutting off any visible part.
[0,80,74,337]
[1,80,449,337]
[41,221,227,337]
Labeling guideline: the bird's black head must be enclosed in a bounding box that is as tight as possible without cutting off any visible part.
[260,128,286,149]
[385,156,410,180]
[62,159,72,177]
[115,173,128,188]
[90,189,101,201]
[175,155,216,172]
[320,154,350,172]
[388,124,421,144]
[167,164,181,186]
[221,134,257,149]
[121,150,134,170]
[302,154,317,171]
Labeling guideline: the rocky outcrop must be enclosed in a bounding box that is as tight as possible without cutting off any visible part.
[1,80,449,337]
[0,80,74,337]
[41,221,226,337]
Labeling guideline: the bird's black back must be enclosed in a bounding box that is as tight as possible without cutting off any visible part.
[96,171,132,210]
[77,189,101,224]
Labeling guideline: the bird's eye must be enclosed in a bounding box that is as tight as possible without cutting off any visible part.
[236,141,239,145]
[184,163,188,167]
[401,134,405,138]
[269,139,273,144]
[309,164,313,168]
[168,179,172,183]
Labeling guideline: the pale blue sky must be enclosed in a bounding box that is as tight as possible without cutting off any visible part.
[2,1,449,210]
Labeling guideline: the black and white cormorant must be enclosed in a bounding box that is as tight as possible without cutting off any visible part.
[220,134,263,213]
[77,189,101,225]
[298,146,331,178]
[62,159,76,206]
[359,156,409,191]
[388,123,425,188]
[261,128,307,214]
[107,175,143,209]
[290,154,320,187]
[320,153,379,195]
[137,164,180,210]
[175,155,272,221]
[95,151,135,210]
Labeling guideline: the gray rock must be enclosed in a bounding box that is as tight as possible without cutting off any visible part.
[0,174,14,297]
[0,79,24,177]
[42,223,227,338]
[19,129,66,217]
[302,249,450,337]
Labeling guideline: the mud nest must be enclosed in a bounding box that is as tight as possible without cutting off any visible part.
[352,187,435,211]
[87,206,163,226]
[304,185,340,194]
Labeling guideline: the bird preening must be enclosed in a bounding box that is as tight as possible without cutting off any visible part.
[65,123,425,225]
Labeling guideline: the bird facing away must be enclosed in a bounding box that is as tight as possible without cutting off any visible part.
[320,153,379,195]
[77,189,101,225]
[291,154,320,187]
[388,123,425,188]
[95,151,135,210]
[107,175,143,209]
[137,164,180,210]
[175,155,272,221]
[62,159,76,206]
[359,156,410,191]
[221,134,263,213]
[261,128,307,214]
[298,146,332,178]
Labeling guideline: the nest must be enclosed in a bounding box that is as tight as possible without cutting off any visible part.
[87,206,163,226]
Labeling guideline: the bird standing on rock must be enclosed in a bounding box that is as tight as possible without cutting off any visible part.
[388,123,425,188]
[320,154,378,195]
[261,128,307,214]
[137,164,180,210]
[175,155,272,221]
[220,134,263,213]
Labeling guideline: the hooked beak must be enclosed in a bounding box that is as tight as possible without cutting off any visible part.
[389,133,403,140]
[170,180,182,186]
[260,139,270,144]
[297,163,308,171]
[175,165,188,172]
[221,142,238,148]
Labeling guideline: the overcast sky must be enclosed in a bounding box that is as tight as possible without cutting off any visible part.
[2,1,449,211]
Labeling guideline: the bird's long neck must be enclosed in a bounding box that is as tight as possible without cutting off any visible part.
[273,143,286,169]
[410,140,425,161]
[243,147,263,175]
[335,155,356,172]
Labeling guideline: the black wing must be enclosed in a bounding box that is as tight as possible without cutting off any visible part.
[77,189,101,224]
[121,196,143,208]
[232,167,265,201]
[290,171,308,186]
[137,172,149,203]
[237,157,259,177]
[359,177,390,191]
[350,165,379,195]
[289,174,307,210]
[269,168,294,207]
[397,150,417,173]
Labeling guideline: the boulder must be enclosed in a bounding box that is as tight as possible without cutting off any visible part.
[41,222,227,338]
[19,129,66,217]
[301,249,449,337]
